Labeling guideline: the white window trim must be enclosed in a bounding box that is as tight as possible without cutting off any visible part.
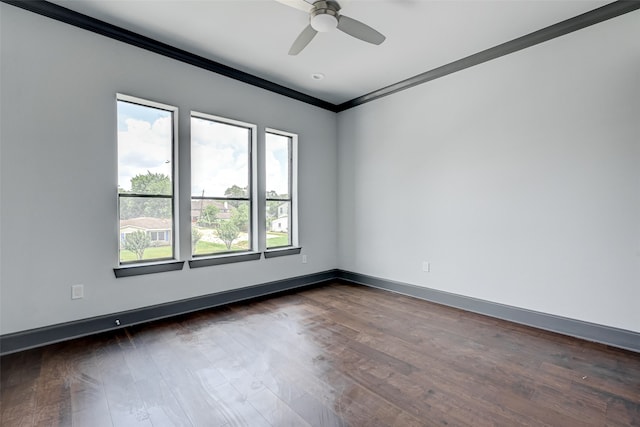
[189,111,259,261]
[114,93,182,276]
[265,128,299,253]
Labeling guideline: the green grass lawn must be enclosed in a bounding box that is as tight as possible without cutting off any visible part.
[121,232,291,262]
[266,233,290,248]
[119,246,173,262]
[193,239,249,256]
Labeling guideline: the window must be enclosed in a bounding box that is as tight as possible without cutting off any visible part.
[114,97,297,273]
[149,231,169,242]
[265,130,297,250]
[191,113,256,257]
[117,95,177,265]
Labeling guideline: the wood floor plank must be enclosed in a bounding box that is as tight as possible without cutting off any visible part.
[2,281,639,426]
[244,387,312,427]
[0,383,36,425]
[296,298,533,423]
[139,334,230,426]
[133,377,193,427]
[71,403,113,427]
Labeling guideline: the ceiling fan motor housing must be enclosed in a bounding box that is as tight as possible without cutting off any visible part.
[310,1,340,32]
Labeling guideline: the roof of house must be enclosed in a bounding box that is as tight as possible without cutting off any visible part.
[120,217,172,230]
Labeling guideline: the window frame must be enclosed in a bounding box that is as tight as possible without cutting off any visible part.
[264,128,300,257]
[114,94,183,277]
[189,111,259,267]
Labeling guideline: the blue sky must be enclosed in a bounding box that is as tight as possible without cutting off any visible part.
[118,101,289,196]
[117,101,170,132]
[117,101,173,191]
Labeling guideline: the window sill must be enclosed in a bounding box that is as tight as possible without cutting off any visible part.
[114,260,185,278]
[189,252,262,269]
[264,247,302,258]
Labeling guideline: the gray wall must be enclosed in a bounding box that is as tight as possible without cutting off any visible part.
[2,3,639,337]
[337,11,640,333]
[0,5,338,334]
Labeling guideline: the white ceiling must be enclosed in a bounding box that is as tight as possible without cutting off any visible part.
[48,0,612,105]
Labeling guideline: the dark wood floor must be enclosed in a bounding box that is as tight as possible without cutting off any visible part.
[1,282,639,426]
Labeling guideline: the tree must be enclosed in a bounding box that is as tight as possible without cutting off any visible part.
[131,172,171,194]
[231,203,249,232]
[197,205,219,228]
[120,172,172,219]
[266,200,280,225]
[217,221,239,250]
[265,190,283,224]
[191,228,202,251]
[122,230,150,260]
[224,185,248,208]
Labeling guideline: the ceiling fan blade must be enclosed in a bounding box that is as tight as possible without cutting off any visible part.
[274,0,313,13]
[337,15,386,45]
[288,25,318,55]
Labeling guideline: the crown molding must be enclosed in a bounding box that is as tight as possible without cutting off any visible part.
[1,0,339,112]
[2,0,639,112]
[336,1,640,111]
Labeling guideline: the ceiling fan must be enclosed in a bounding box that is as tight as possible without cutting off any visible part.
[276,0,386,55]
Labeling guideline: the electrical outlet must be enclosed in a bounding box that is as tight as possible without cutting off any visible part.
[302,255,308,264]
[71,284,84,299]
[422,261,430,272]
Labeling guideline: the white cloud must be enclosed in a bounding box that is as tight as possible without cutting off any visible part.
[118,113,290,197]
[265,150,287,195]
[266,133,289,195]
[118,116,173,190]
[191,118,249,197]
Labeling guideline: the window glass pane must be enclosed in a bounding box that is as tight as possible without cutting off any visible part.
[191,117,250,198]
[117,101,173,195]
[265,133,290,200]
[119,197,173,263]
[192,200,251,256]
[266,200,291,249]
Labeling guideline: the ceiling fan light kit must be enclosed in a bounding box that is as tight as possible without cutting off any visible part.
[279,0,386,55]
[310,1,339,32]
[311,14,338,32]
